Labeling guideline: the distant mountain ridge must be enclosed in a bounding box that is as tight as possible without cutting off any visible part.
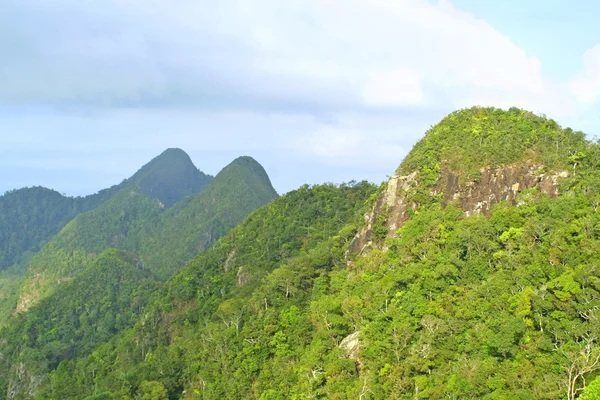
[0,150,279,399]
[13,152,276,312]
[125,148,213,208]
[0,148,213,272]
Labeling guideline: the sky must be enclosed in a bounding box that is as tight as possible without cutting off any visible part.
[1,0,599,196]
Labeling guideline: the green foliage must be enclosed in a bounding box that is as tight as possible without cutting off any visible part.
[16,156,277,312]
[35,181,376,400]
[15,187,163,309]
[580,375,600,400]
[0,187,108,271]
[0,148,210,273]
[399,106,589,187]
[141,156,279,281]
[4,109,600,400]
[0,249,159,398]
[36,128,600,399]
[0,148,214,325]
[0,154,277,399]
[372,207,390,241]
[138,381,168,400]
[126,148,212,208]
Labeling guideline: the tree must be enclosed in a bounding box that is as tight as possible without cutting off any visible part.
[138,381,168,400]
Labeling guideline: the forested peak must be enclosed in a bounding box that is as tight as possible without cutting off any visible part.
[0,186,80,271]
[1,186,65,199]
[157,147,190,158]
[228,156,270,179]
[350,107,600,252]
[398,106,591,184]
[229,155,262,167]
[129,147,204,183]
[125,148,213,207]
[135,147,194,171]
[212,156,278,199]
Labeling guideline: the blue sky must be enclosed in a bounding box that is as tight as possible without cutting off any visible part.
[1,0,599,196]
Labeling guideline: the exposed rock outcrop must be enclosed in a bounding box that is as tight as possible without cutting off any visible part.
[340,331,362,367]
[6,362,45,400]
[436,164,568,217]
[350,163,568,254]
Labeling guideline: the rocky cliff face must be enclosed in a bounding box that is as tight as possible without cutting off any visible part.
[6,362,45,400]
[349,163,569,254]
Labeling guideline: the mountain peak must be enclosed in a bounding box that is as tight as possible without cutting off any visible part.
[133,148,195,178]
[350,106,592,252]
[156,147,192,160]
[215,156,278,199]
[230,155,272,179]
[127,148,213,207]
[398,106,587,182]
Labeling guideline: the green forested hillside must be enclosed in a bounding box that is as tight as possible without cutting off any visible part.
[0,155,278,399]
[0,249,159,399]
[15,187,164,312]
[399,107,589,190]
[0,186,130,329]
[0,187,107,272]
[4,108,600,400]
[0,148,212,274]
[125,148,213,208]
[34,181,377,400]
[141,156,280,280]
[15,156,277,313]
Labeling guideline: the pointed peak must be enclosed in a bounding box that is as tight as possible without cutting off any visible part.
[220,156,270,181]
[126,148,213,207]
[209,155,278,199]
[231,155,258,164]
[398,106,588,180]
[228,155,267,171]
[139,148,194,171]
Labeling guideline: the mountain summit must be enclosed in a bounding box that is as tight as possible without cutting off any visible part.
[351,106,593,252]
[398,106,587,183]
[12,153,278,313]
[126,148,213,207]
[0,148,212,272]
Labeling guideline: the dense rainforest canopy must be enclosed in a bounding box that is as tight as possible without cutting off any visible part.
[0,148,213,274]
[1,107,600,399]
[0,151,277,399]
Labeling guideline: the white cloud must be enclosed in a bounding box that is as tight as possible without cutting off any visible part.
[362,68,424,106]
[569,44,600,105]
[2,0,600,196]
[0,0,577,116]
[292,128,408,169]
[288,112,428,171]
[196,0,562,112]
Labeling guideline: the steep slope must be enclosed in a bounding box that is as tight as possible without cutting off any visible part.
[125,148,213,208]
[0,187,105,272]
[15,187,164,312]
[0,249,159,399]
[35,107,600,400]
[141,156,279,280]
[0,148,212,274]
[0,187,128,328]
[35,181,376,400]
[351,106,590,252]
[14,156,277,312]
